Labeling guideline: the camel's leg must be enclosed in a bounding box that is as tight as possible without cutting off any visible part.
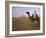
[31,18,35,24]
[37,19,40,24]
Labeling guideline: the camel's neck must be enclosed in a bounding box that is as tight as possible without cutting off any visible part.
[28,14,30,19]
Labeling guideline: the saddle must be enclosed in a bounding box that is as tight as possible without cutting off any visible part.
[32,14,37,20]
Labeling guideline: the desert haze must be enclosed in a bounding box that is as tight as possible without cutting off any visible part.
[12,15,40,31]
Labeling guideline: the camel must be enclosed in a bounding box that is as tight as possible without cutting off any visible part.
[26,10,40,24]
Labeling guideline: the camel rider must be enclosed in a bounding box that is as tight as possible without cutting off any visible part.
[32,10,37,19]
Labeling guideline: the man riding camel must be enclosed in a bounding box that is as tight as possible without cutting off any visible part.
[32,10,38,19]
[26,10,40,24]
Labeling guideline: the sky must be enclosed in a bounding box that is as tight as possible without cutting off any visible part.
[12,7,40,17]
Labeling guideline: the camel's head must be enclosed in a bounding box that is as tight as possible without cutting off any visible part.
[26,12,30,15]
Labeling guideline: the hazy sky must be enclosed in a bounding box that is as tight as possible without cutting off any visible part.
[12,7,40,17]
